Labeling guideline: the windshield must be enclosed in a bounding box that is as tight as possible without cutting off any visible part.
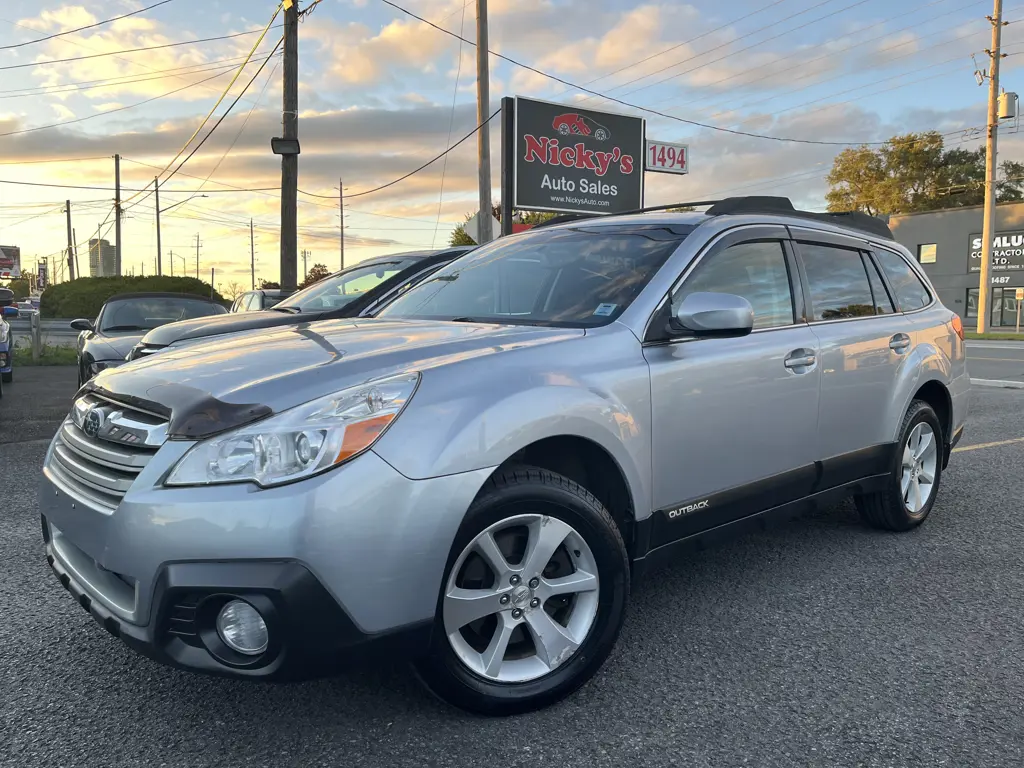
[281,258,420,312]
[100,296,225,332]
[263,295,286,308]
[377,224,694,326]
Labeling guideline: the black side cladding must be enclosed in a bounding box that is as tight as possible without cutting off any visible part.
[80,378,272,440]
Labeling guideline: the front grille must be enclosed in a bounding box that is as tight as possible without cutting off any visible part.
[46,394,167,513]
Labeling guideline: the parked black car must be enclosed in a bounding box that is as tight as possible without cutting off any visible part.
[74,292,228,385]
[127,247,473,361]
[229,289,292,312]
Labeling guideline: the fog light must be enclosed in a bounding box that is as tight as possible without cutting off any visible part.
[216,600,268,655]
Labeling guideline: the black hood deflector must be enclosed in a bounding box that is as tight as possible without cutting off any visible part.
[80,378,273,440]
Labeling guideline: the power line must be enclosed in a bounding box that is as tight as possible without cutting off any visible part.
[0,55,279,100]
[0,0,178,50]
[377,0,912,146]
[557,0,792,97]
[0,25,284,72]
[299,109,500,199]
[654,0,978,113]
[0,178,276,193]
[0,68,241,138]
[121,5,283,205]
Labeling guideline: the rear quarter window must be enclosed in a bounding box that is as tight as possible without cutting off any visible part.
[874,249,932,311]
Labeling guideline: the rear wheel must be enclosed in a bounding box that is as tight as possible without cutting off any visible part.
[856,400,943,531]
[2,368,11,383]
[414,466,629,715]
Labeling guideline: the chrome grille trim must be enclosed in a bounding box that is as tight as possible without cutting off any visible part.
[59,420,154,471]
[47,395,169,512]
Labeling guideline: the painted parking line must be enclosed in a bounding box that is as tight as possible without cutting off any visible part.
[953,437,1024,454]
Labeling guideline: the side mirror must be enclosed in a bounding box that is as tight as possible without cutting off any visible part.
[1,306,17,318]
[70,318,94,332]
[673,292,754,337]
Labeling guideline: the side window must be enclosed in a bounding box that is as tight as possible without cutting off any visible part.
[243,293,260,312]
[230,297,241,312]
[863,254,895,315]
[800,243,876,321]
[674,240,794,329]
[874,249,932,311]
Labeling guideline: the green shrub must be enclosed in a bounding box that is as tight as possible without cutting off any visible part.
[41,276,225,319]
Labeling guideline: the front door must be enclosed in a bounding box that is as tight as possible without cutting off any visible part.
[643,228,820,547]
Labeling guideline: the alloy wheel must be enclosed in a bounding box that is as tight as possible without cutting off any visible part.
[443,513,600,683]
[901,422,938,514]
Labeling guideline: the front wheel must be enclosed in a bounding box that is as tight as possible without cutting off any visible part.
[414,467,629,715]
[856,400,943,531]
[2,368,11,383]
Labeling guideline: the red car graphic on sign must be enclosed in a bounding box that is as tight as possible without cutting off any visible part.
[552,113,611,141]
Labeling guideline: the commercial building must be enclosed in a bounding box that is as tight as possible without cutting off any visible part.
[89,238,116,277]
[889,201,1024,329]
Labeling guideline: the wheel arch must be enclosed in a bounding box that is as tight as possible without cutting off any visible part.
[489,434,638,555]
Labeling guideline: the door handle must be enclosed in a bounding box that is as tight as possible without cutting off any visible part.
[889,333,911,352]
[784,349,816,370]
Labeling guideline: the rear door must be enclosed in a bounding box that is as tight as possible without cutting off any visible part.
[792,228,906,486]
[643,226,821,544]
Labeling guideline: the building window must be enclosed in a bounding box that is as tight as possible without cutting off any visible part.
[918,243,937,264]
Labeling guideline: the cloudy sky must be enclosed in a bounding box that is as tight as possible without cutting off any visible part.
[0,0,1021,290]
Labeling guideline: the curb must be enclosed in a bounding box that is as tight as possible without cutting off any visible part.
[970,378,1024,390]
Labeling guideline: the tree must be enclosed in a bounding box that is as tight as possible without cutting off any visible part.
[258,279,280,289]
[298,263,330,289]
[448,203,557,246]
[2,279,30,300]
[222,280,245,300]
[826,131,1024,215]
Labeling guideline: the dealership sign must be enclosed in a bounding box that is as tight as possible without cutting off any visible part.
[0,245,21,279]
[513,96,644,215]
[969,231,1024,271]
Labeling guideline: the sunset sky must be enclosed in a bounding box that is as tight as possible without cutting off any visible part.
[0,0,1021,292]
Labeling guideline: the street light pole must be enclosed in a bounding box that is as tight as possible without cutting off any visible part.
[154,177,162,276]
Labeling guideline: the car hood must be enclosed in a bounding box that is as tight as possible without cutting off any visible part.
[88,332,143,361]
[86,318,584,439]
[140,310,317,347]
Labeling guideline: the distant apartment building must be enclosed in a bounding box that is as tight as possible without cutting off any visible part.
[89,238,116,277]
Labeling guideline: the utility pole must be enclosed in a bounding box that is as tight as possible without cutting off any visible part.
[169,249,175,277]
[302,249,309,280]
[279,0,299,292]
[250,218,256,290]
[64,200,75,281]
[73,227,80,278]
[475,0,493,244]
[114,153,122,276]
[339,178,345,270]
[978,0,1006,333]
[195,233,201,279]
[211,267,215,299]
[154,177,162,276]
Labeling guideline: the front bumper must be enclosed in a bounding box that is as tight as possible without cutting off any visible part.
[43,530,431,680]
[40,441,493,679]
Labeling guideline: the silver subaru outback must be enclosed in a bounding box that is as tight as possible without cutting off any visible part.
[40,198,969,715]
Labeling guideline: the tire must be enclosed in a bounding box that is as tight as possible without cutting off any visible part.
[414,466,630,716]
[2,369,11,383]
[856,400,943,532]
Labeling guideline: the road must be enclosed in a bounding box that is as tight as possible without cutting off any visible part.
[967,340,1024,385]
[4,369,1024,767]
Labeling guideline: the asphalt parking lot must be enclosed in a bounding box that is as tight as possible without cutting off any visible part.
[4,367,1024,767]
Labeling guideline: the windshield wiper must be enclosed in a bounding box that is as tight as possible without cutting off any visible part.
[102,325,147,332]
[271,306,302,314]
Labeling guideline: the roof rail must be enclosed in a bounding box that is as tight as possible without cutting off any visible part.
[705,196,894,240]
[523,196,894,240]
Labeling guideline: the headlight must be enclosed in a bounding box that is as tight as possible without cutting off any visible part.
[164,372,419,488]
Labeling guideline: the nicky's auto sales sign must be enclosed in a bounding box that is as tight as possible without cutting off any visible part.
[513,96,645,215]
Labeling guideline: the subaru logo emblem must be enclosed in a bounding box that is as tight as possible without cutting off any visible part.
[83,407,104,439]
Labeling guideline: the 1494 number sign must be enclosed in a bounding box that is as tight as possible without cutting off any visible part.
[645,140,689,175]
